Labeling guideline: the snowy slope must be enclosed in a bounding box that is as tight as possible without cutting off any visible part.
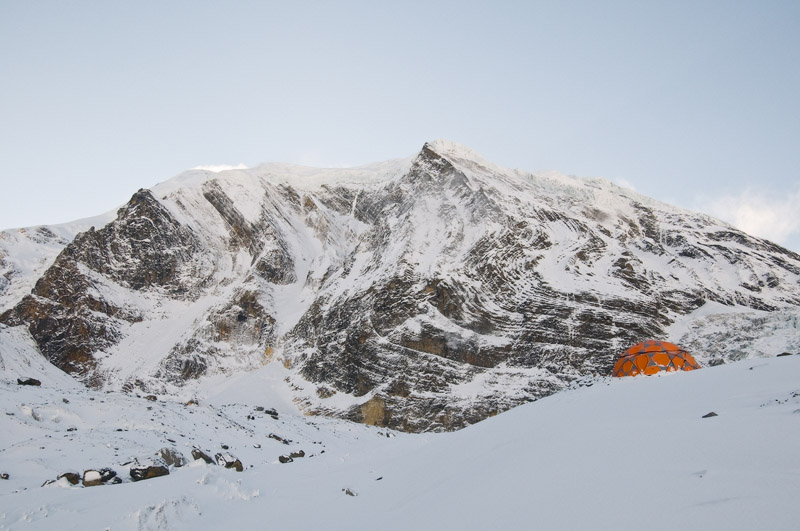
[1,329,798,530]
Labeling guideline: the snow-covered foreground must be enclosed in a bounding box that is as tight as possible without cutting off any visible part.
[1,353,799,530]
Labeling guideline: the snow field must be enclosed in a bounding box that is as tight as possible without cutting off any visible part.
[1,354,799,530]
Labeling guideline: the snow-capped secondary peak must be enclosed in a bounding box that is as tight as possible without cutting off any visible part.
[423,138,489,163]
[418,139,513,179]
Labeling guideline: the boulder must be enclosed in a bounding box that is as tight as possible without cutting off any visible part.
[702,411,718,418]
[215,453,244,472]
[191,448,214,464]
[1,472,8,480]
[158,447,187,468]
[57,472,80,485]
[130,464,169,481]
[278,455,293,464]
[16,377,41,386]
[99,468,117,483]
[83,469,103,487]
[289,450,305,459]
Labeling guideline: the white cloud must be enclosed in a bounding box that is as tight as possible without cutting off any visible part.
[191,163,248,172]
[702,187,800,247]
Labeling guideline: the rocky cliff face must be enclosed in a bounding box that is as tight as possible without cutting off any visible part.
[3,140,800,431]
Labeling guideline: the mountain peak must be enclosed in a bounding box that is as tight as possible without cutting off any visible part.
[3,140,800,434]
[422,139,494,167]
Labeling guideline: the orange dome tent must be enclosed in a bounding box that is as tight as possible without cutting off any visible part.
[612,340,700,377]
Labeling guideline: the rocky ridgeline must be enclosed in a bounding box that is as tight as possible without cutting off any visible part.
[2,141,800,431]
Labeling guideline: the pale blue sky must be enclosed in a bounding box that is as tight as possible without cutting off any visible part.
[1,1,799,250]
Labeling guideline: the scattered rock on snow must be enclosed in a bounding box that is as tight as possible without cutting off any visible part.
[0,472,9,480]
[144,395,157,401]
[158,447,187,468]
[16,377,41,386]
[83,469,103,487]
[342,488,357,496]
[130,464,169,481]
[269,433,291,445]
[702,412,718,418]
[80,468,118,487]
[278,455,293,464]
[777,352,793,357]
[57,472,80,485]
[191,448,215,464]
[99,468,117,483]
[215,453,244,472]
[289,450,305,459]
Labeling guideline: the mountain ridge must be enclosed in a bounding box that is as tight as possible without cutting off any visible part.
[2,140,799,431]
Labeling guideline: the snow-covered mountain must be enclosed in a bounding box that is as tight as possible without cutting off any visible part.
[2,140,799,431]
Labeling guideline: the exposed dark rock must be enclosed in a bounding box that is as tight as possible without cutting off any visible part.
[702,412,718,418]
[144,395,157,401]
[215,453,243,472]
[16,377,41,386]
[269,433,290,445]
[99,468,117,483]
[289,450,305,459]
[777,352,793,357]
[82,469,103,487]
[278,455,293,464]
[191,448,214,464]
[130,464,169,481]
[158,447,187,468]
[57,472,80,485]
[0,473,8,480]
